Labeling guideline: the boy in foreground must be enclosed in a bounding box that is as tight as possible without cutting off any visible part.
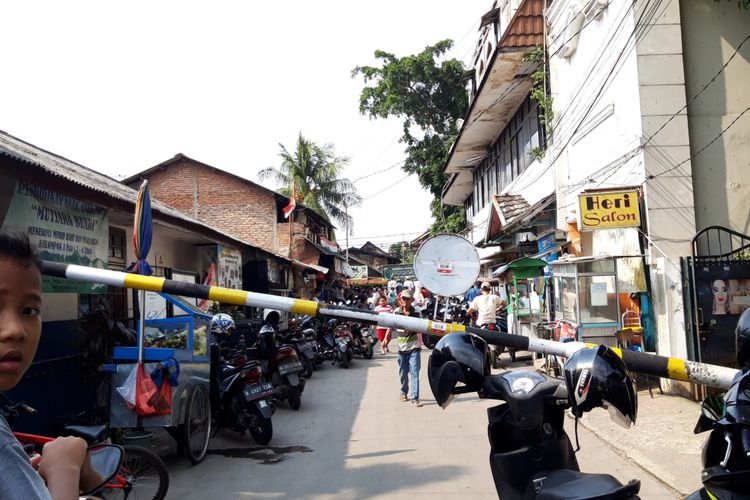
[0,232,99,499]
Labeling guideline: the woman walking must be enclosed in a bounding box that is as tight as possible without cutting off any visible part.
[374,296,393,354]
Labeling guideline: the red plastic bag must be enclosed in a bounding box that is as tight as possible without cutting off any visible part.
[135,364,172,417]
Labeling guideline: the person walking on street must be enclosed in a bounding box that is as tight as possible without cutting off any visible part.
[374,296,393,355]
[394,289,423,407]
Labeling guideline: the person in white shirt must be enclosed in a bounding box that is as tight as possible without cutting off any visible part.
[468,282,502,327]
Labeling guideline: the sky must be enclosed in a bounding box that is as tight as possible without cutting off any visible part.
[1,1,487,251]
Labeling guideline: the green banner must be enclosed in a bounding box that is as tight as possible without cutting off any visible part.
[2,181,109,293]
[382,264,415,280]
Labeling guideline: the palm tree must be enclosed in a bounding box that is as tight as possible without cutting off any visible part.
[258,133,362,232]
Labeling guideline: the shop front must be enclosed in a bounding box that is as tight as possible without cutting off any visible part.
[549,256,647,347]
[493,257,548,339]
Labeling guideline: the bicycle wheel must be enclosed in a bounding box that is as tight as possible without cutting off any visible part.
[102,445,169,500]
[183,383,211,464]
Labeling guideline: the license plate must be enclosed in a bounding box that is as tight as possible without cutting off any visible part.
[279,361,303,375]
[244,382,274,400]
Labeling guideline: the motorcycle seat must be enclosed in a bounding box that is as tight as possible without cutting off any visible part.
[533,469,640,499]
[64,424,107,443]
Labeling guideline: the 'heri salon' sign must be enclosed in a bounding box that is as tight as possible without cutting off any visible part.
[578,190,641,230]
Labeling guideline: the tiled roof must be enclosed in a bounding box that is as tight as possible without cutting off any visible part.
[499,0,545,49]
[492,194,531,228]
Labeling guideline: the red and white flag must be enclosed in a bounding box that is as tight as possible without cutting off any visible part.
[282,183,296,219]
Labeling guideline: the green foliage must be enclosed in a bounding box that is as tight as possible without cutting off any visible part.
[353,40,468,233]
[388,241,415,264]
[258,133,361,231]
[523,46,554,147]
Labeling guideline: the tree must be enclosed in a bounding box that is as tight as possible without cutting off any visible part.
[258,133,362,232]
[389,241,415,264]
[353,40,469,234]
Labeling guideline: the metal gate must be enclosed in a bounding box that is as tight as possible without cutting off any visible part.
[683,226,750,367]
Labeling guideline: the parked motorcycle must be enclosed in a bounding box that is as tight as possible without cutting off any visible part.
[428,333,641,499]
[210,314,275,445]
[320,318,354,368]
[420,297,470,350]
[277,327,316,379]
[686,308,750,499]
[255,312,306,410]
[350,322,375,359]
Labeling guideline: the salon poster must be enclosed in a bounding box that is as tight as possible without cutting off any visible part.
[706,278,750,316]
[2,181,108,293]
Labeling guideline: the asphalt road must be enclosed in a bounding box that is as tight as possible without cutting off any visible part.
[163,349,681,499]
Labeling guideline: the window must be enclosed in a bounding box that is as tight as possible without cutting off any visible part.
[577,276,618,324]
[109,228,126,262]
[467,96,547,210]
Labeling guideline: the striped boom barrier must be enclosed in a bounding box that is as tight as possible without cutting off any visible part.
[42,261,739,389]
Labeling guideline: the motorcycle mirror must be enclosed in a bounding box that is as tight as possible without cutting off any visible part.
[702,394,725,421]
[694,394,725,434]
[82,444,124,495]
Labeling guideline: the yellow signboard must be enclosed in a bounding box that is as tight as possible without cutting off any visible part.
[578,190,641,230]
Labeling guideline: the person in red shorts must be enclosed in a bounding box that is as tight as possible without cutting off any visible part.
[374,296,393,355]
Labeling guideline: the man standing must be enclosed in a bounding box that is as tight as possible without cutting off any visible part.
[394,289,423,407]
[468,282,502,328]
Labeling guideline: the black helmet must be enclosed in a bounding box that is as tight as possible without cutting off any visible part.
[736,308,750,368]
[427,333,489,409]
[563,345,638,428]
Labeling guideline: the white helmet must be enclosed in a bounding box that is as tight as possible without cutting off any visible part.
[211,313,235,335]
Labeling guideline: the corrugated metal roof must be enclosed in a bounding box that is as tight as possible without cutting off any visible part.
[0,130,291,263]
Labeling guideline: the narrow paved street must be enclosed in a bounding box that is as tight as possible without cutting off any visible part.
[165,350,694,499]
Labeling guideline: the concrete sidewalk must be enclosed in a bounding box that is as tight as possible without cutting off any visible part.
[571,388,704,496]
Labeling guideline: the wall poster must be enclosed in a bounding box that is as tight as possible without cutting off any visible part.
[2,181,109,293]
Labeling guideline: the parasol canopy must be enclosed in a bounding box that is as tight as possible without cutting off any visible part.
[127,180,153,276]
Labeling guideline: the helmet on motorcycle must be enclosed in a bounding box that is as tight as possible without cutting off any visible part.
[736,308,750,368]
[563,345,637,428]
[427,333,489,409]
[210,313,235,335]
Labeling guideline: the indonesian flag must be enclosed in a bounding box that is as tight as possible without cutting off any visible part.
[282,183,296,219]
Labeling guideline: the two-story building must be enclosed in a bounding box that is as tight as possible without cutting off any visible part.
[123,155,348,299]
[441,0,557,279]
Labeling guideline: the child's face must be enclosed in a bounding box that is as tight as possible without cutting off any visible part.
[0,258,42,391]
[378,297,387,306]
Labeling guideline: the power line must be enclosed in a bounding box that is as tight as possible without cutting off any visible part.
[646,104,750,181]
[510,0,664,194]
[362,173,411,200]
[576,30,749,192]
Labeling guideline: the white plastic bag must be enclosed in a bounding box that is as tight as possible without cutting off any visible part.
[115,364,138,407]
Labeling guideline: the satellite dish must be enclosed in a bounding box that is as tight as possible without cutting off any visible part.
[414,234,480,297]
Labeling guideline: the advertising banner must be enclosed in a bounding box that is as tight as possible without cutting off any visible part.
[350,265,368,279]
[2,181,108,293]
[217,245,242,290]
[578,189,641,230]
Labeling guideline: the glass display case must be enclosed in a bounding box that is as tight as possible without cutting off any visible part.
[550,257,633,346]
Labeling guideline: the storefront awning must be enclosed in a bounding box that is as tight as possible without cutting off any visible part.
[291,259,329,275]
[492,257,548,278]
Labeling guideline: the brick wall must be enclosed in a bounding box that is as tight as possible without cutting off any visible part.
[143,159,278,252]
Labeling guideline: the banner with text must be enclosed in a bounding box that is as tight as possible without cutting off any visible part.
[2,181,109,293]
